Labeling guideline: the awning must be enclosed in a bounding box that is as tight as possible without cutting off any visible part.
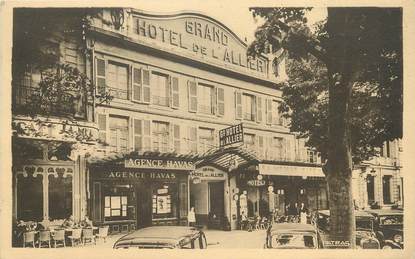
[259,163,325,178]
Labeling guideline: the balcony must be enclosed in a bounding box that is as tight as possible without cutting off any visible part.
[108,87,128,100]
[13,85,87,119]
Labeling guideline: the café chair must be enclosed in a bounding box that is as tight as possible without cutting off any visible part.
[96,226,109,243]
[82,228,96,245]
[52,228,66,248]
[23,231,36,248]
[68,228,82,247]
[38,230,51,248]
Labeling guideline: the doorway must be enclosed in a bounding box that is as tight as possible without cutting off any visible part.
[208,182,224,229]
[136,183,152,229]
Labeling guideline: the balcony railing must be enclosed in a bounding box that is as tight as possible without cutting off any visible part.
[198,105,214,115]
[13,85,87,118]
[108,87,128,100]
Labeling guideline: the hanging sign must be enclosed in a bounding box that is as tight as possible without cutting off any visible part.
[247,179,266,187]
[219,124,243,147]
[125,158,195,170]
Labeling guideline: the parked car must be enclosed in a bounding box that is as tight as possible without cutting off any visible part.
[365,209,403,249]
[264,223,323,249]
[317,210,380,249]
[113,226,207,249]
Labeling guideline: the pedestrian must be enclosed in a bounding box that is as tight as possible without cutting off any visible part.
[62,215,75,228]
[80,215,93,228]
[299,202,308,224]
[188,207,196,227]
[240,211,248,230]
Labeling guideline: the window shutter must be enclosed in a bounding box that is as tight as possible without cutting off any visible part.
[257,135,264,159]
[285,137,292,161]
[266,99,273,125]
[266,136,274,160]
[256,96,263,123]
[97,114,107,143]
[142,120,151,150]
[216,87,225,116]
[188,126,197,153]
[133,119,143,151]
[132,67,142,102]
[142,69,151,103]
[172,124,181,153]
[96,58,106,95]
[187,80,197,112]
[235,90,242,120]
[170,76,180,109]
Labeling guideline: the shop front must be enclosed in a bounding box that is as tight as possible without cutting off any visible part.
[88,156,193,234]
[189,166,228,229]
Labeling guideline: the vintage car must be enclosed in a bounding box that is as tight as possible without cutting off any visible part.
[264,223,323,249]
[113,226,207,249]
[317,210,380,249]
[365,209,403,249]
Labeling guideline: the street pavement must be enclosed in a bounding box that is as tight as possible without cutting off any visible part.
[77,229,268,249]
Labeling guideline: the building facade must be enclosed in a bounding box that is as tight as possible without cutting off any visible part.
[352,140,403,210]
[85,9,327,232]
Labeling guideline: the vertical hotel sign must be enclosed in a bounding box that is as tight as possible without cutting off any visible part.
[219,124,243,147]
[131,12,268,77]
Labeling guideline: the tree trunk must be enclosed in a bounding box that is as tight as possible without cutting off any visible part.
[324,8,359,248]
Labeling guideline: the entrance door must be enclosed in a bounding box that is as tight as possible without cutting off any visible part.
[209,182,224,218]
[137,183,152,228]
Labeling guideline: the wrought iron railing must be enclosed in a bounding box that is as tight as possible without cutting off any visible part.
[12,85,87,118]
[152,95,170,107]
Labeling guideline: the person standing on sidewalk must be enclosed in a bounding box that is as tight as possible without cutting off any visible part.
[299,203,308,224]
[188,207,196,227]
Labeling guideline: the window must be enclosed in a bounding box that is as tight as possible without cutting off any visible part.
[107,62,128,99]
[271,100,280,125]
[104,195,128,217]
[199,84,215,115]
[273,137,285,160]
[16,174,43,221]
[152,121,169,152]
[133,119,151,151]
[49,174,72,220]
[132,67,151,103]
[242,94,255,121]
[244,133,255,150]
[266,99,284,125]
[109,116,129,152]
[152,72,169,106]
[98,114,107,143]
[199,127,215,154]
[307,149,317,163]
[152,182,177,219]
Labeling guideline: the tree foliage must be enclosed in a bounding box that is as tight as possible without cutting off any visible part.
[249,7,402,163]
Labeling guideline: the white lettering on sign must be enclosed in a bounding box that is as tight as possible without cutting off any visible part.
[106,171,176,179]
[246,179,266,187]
[125,159,195,170]
[219,124,244,147]
[133,16,266,75]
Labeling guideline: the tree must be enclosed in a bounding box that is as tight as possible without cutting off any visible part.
[249,7,402,248]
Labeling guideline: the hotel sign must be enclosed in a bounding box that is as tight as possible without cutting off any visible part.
[190,166,227,180]
[132,13,268,77]
[219,124,244,147]
[125,158,195,171]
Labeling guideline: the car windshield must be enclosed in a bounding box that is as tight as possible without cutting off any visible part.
[379,215,403,225]
[356,219,373,230]
[271,234,316,249]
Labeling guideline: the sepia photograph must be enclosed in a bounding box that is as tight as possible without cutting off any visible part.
[0,1,414,258]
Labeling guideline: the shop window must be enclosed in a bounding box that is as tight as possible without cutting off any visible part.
[109,116,129,152]
[104,195,128,217]
[16,174,43,221]
[152,121,169,152]
[198,127,215,154]
[107,61,128,99]
[49,174,72,220]
[242,94,255,121]
[151,72,169,107]
[152,183,177,219]
[198,84,215,115]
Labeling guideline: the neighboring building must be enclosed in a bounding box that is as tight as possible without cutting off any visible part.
[352,140,403,210]
[11,9,99,226]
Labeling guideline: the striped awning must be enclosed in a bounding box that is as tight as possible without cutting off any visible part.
[259,163,324,177]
